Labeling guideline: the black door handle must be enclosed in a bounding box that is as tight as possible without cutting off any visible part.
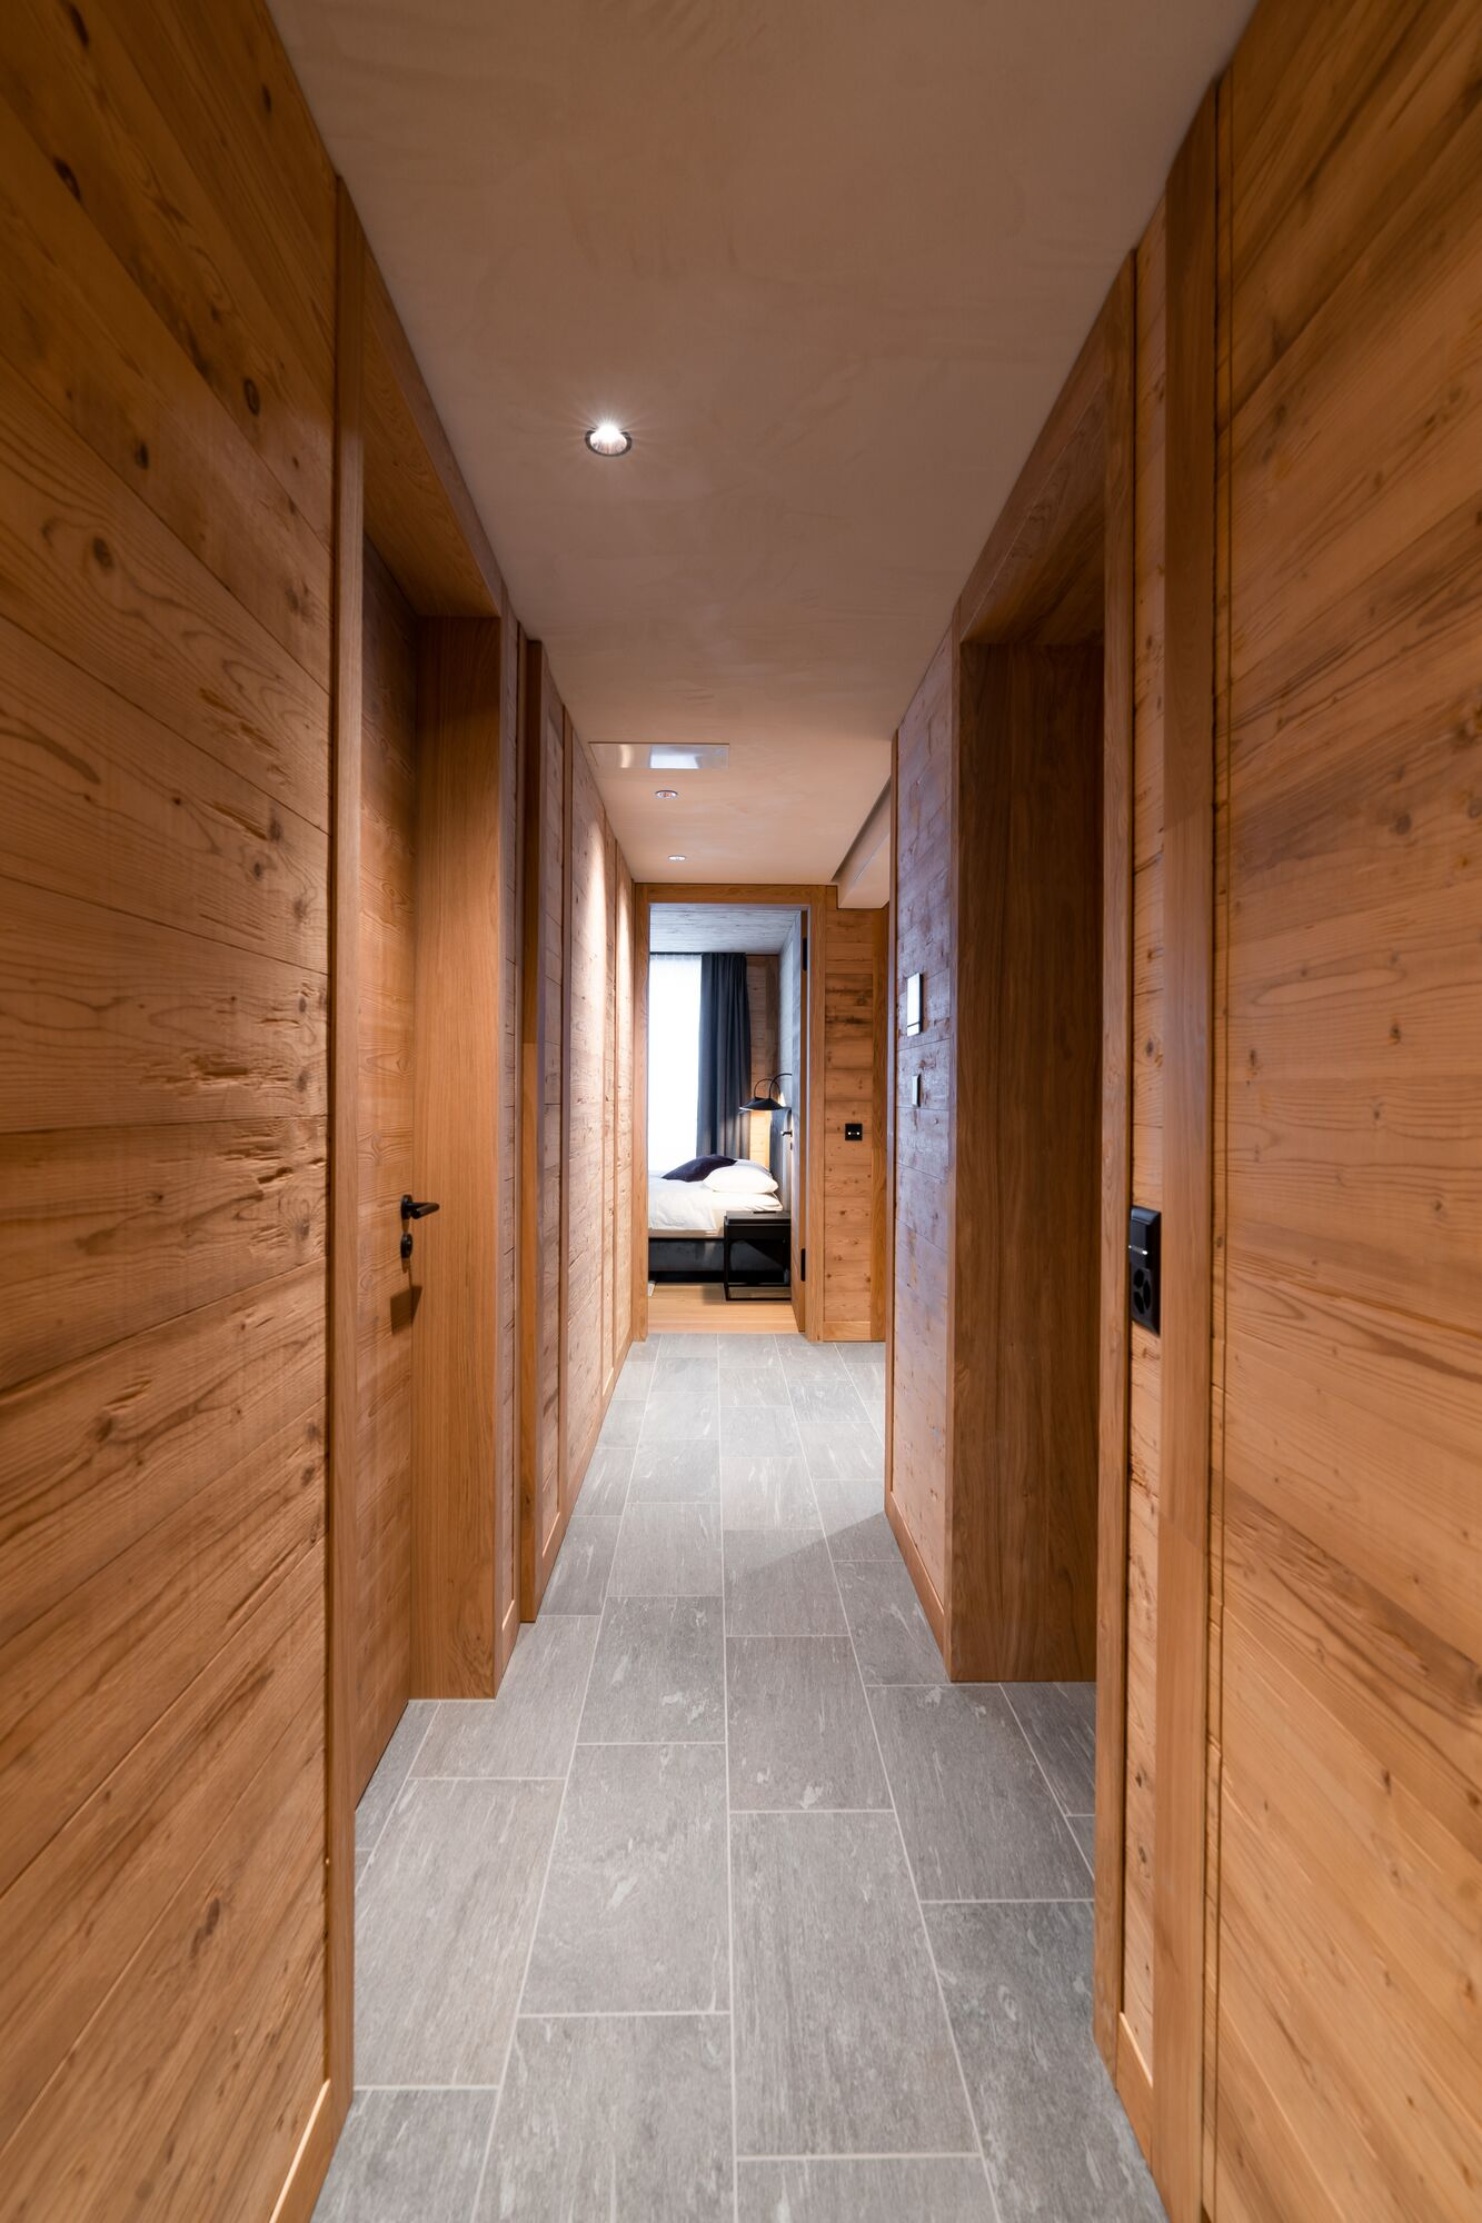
[399,1196,440,1263]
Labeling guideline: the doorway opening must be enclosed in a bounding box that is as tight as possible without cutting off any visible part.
[639,898,810,1337]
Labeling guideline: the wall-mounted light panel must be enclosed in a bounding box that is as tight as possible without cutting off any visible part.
[905,972,925,1035]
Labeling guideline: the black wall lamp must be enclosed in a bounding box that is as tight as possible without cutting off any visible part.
[740,1072,794,1136]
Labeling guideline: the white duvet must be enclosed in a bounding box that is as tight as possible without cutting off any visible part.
[647,1177,784,1236]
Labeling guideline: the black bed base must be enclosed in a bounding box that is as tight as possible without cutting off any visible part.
[648,1236,724,1283]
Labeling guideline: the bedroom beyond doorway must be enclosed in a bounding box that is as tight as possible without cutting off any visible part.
[643,901,805,1336]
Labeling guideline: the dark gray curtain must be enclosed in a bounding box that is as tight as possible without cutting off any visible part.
[697,954,751,1158]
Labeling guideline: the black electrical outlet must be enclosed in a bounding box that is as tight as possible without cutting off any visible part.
[844,1122,863,1141]
[1128,1206,1161,1334]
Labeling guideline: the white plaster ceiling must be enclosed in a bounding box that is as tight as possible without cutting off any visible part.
[272,0,1249,883]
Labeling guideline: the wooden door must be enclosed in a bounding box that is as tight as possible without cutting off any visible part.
[1212,4,1482,2212]
[355,538,419,1790]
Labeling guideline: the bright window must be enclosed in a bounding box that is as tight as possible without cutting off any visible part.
[647,954,702,1172]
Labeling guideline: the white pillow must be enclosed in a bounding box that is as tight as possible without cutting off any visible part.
[704,1161,779,1195]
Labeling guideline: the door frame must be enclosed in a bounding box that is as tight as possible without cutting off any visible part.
[632,882,828,1341]
[324,180,516,2173]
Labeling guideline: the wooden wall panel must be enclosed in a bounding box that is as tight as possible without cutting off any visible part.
[0,0,335,2210]
[355,538,417,1791]
[1122,189,1167,2081]
[410,619,503,1697]
[1211,2,1482,2215]
[952,644,1102,1683]
[613,859,635,1362]
[563,734,612,1480]
[818,902,887,1341]
[744,954,781,1169]
[496,602,521,1675]
[888,628,955,1610]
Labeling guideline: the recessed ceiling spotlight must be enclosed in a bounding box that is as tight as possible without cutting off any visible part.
[668,853,687,863]
[655,787,679,800]
[585,420,632,457]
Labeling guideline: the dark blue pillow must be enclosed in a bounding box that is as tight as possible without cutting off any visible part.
[662,1154,736,1183]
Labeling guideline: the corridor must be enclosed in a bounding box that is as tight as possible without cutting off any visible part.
[317,1337,1159,2222]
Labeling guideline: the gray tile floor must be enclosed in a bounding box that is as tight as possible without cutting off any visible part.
[317,1336,1164,2223]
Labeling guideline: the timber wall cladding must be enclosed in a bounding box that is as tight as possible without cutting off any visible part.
[1210,2,1482,2215]
[1123,188,1167,2087]
[564,732,616,1476]
[0,0,334,2211]
[520,654,636,1608]
[356,538,418,1794]
[889,628,954,1611]
[818,902,887,1341]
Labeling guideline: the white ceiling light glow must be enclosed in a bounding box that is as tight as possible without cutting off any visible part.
[668,854,687,863]
[584,420,632,457]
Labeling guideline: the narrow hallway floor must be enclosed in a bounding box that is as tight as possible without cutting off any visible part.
[316,1337,1163,2223]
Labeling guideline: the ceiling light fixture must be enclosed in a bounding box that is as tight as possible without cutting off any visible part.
[668,853,687,863]
[585,420,632,457]
[655,787,679,800]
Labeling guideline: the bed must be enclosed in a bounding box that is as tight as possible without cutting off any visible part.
[647,1163,787,1284]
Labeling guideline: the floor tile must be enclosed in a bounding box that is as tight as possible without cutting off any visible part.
[630,1439,721,1503]
[834,1556,945,1684]
[412,1616,599,1781]
[599,1401,646,1445]
[579,1597,725,1743]
[651,1353,720,1391]
[724,1531,845,1635]
[312,2088,495,2223]
[610,1361,653,1403]
[481,2014,732,2223]
[356,1777,560,2085]
[720,1402,802,1455]
[775,1339,846,1377]
[718,1356,792,1407]
[810,1469,895,1559]
[727,1635,888,1811]
[355,1699,435,1856]
[736,2157,991,2223]
[640,1390,721,1445]
[610,1501,723,1596]
[928,1902,1164,2222]
[543,1515,621,1614]
[721,1452,820,1531]
[870,1685,1090,1901]
[581,1440,634,1515]
[731,1810,973,2155]
[1005,1681,1098,1816]
[796,1422,885,1483]
[524,1743,729,2012]
[652,1333,720,1360]
[787,1379,871,1429]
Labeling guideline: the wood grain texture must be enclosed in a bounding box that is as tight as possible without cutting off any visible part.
[326,175,365,2171]
[1151,87,1216,2223]
[888,628,954,1613]
[355,536,416,1792]
[1210,4,1482,2216]
[1093,251,1136,2075]
[0,2,336,2208]
[361,251,502,621]
[952,643,1102,1683]
[816,900,887,1342]
[1121,194,1168,2087]
[410,618,503,1697]
[520,652,566,1608]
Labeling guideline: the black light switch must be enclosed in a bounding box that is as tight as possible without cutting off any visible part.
[1128,1206,1161,1334]
[844,1122,863,1141]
